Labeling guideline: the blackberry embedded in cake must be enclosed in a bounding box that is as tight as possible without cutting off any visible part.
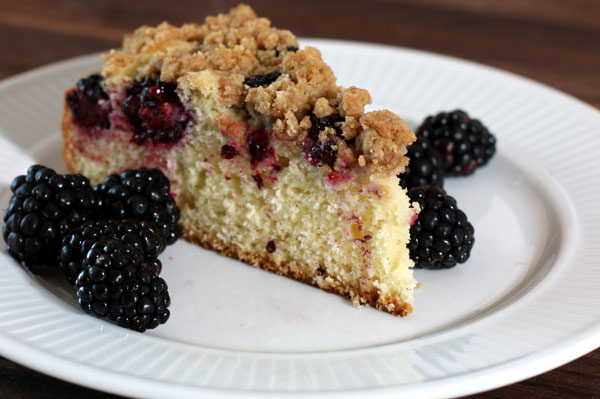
[66,74,111,134]
[62,4,419,316]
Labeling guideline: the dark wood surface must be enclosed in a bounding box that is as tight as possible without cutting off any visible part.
[0,1,598,398]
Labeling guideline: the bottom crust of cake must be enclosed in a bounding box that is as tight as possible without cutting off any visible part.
[183,228,413,317]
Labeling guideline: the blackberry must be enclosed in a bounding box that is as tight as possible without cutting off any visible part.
[301,114,343,168]
[59,219,164,284]
[398,136,444,189]
[3,165,101,266]
[95,168,181,245]
[66,74,112,132]
[122,77,192,145]
[417,110,496,176]
[244,72,282,88]
[247,129,270,164]
[220,144,239,159]
[75,239,170,332]
[407,186,474,269]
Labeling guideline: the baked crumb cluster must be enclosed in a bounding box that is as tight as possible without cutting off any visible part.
[101,4,415,175]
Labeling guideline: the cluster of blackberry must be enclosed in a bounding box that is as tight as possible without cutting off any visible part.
[3,166,180,332]
[399,110,497,270]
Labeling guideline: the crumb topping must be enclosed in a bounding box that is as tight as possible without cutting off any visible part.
[358,111,415,173]
[103,4,296,85]
[101,4,415,175]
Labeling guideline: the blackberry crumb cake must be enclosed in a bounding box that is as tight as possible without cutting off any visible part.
[62,4,418,316]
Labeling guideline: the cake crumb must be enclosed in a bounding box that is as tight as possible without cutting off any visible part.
[313,97,335,118]
[358,155,366,167]
[339,86,371,118]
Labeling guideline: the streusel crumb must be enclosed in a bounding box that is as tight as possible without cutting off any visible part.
[358,110,415,173]
[101,3,415,175]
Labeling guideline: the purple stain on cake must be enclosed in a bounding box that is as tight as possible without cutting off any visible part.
[122,77,192,146]
[266,239,276,253]
[302,116,339,168]
[354,235,372,244]
[247,129,270,164]
[324,170,353,187]
[349,215,364,232]
[221,144,238,159]
[252,173,264,189]
[67,74,112,134]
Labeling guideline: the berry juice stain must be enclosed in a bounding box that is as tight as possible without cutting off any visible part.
[220,145,239,159]
[252,173,264,189]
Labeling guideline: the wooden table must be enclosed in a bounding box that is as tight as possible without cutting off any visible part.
[0,1,598,398]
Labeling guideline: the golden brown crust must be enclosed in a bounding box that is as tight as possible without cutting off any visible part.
[183,227,413,317]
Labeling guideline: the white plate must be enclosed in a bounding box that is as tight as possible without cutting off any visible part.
[0,39,598,399]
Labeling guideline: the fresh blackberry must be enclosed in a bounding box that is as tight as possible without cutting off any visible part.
[407,186,474,269]
[3,165,101,266]
[417,110,496,176]
[398,135,444,189]
[95,168,181,245]
[75,238,170,332]
[59,219,164,284]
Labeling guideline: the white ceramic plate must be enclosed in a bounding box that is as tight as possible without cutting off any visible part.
[0,39,598,399]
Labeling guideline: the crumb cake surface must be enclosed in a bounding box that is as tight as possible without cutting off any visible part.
[62,4,418,316]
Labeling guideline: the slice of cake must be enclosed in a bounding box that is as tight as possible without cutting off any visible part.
[62,4,418,316]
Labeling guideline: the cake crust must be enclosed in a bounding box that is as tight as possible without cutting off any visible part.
[62,101,79,175]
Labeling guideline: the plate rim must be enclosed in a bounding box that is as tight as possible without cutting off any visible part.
[0,38,598,399]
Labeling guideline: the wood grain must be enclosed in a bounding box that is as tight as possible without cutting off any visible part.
[0,1,598,398]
